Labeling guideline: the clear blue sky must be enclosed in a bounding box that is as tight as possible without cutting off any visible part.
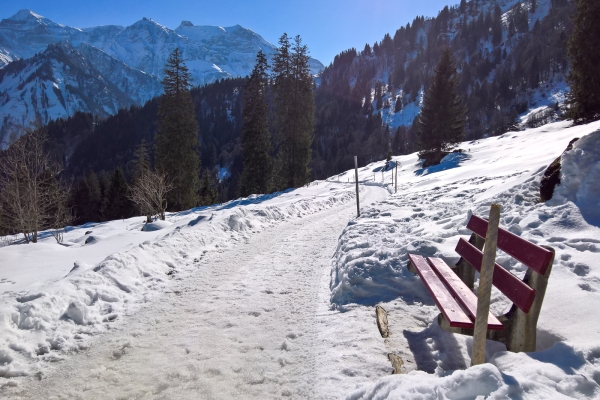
[4,0,455,65]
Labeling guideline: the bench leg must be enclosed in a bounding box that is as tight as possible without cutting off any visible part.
[439,246,555,353]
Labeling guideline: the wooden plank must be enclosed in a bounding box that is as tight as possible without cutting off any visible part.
[426,257,504,330]
[407,254,473,328]
[455,238,536,313]
[467,215,554,275]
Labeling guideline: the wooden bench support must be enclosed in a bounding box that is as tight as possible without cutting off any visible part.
[453,233,484,289]
[438,245,554,352]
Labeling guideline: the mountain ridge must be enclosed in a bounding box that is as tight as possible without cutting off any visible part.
[0,9,324,144]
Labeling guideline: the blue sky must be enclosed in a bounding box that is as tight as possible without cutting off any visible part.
[5,0,455,65]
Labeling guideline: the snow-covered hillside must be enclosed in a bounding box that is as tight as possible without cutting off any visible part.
[375,0,557,130]
[0,42,162,146]
[0,9,324,144]
[1,121,600,398]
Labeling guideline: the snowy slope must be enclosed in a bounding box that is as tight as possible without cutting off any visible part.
[329,120,600,398]
[1,120,600,398]
[365,0,558,131]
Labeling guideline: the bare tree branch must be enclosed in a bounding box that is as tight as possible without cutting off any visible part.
[128,169,173,222]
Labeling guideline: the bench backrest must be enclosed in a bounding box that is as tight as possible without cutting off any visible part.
[454,215,554,314]
[466,215,554,275]
[455,238,536,313]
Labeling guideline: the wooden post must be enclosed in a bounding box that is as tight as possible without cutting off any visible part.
[471,204,501,366]
[395,163,398,194]
[354,156,360,218]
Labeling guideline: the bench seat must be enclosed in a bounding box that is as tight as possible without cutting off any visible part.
[408,254,503,330]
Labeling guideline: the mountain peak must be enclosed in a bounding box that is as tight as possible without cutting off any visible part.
[179,20,194,28]
[8,9,44,22]
[131,17,173,34]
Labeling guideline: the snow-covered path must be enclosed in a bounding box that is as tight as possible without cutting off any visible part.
[12,185,389,399]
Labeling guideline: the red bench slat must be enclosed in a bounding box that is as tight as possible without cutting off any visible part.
[455,238,536,313]
[467,215,554,275]
[426,257,504,330]
[407,254,476,329]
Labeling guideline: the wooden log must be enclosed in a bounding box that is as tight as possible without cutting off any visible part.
[388,353,404,374]
[376,305,390,338]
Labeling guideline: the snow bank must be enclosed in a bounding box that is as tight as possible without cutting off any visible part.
[141,220,172,231]
[347,342,600,399]
[550,129,600,226]
[0,183,354,378]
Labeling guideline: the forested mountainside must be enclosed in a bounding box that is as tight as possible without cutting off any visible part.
[45,78,245,202]
[311,0,574,178]
[37,0,574,205]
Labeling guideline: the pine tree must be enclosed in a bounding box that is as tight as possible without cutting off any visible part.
[198,170,218,206]
[415,49,466,167]
[272,34,315,189]
[240,50,273,196]
[131,139,150,182]
[566,0,600,123]
[101,168,132,221]
[71,170,102,225]
[155,48,200,210]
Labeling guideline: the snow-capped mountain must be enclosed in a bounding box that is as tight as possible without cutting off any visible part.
[0,42,162,145]
[0,9,325,144]
[0,10,325,82]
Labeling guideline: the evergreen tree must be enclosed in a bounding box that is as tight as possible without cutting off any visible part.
[566,0,600,123]
[272,34,315,189]
[415,49,466,166]
[155,48,200,210]
[71,170,102,225]
[198,170,218,206]
[131,139,150,182]
[101,168,132,221]
[240,50,273,196]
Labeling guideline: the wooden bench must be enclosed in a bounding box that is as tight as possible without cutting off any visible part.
[407,214,555,352]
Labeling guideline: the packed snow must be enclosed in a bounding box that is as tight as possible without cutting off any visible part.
[1,120,600,398]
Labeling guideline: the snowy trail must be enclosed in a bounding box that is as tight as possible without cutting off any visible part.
[11,185,389,399]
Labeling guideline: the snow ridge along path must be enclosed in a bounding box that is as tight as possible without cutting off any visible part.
[2,183,390,398]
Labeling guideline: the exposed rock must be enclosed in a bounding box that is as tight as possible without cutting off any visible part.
[540,138,579,202]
